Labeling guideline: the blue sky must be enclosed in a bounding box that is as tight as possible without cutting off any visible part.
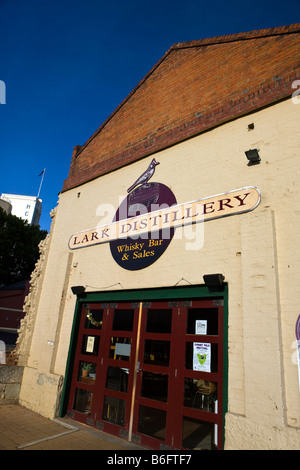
[1,0,299,232]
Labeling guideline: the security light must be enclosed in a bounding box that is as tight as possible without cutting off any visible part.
[245,149,261,166]
[71,286,86,295]
[203,274,225,288]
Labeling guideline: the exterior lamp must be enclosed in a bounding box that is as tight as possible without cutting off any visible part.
[245,149,261,166]
[203,274,225,288]
[71,285,86,295]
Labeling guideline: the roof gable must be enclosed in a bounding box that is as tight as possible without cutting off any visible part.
[62,24,300,192]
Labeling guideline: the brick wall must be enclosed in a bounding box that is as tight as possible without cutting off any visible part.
[62,24,300,192]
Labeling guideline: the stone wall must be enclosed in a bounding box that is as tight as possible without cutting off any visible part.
[0,365,23,404]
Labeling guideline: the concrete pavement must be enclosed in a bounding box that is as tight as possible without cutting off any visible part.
[0,404,146,451]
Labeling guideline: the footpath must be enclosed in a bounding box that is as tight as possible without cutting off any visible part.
[0,404,145,451]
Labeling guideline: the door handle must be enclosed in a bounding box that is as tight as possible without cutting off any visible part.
[137,361,143,372]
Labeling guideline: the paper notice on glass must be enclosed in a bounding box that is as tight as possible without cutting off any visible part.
[193,342,211,372]
[115,343,131,357]
[86,336,95,353]
[195,320,207,334]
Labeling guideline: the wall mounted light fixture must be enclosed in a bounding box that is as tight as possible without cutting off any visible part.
[245,148,261,166]
[71,285,86,295]
[203,274,225,288]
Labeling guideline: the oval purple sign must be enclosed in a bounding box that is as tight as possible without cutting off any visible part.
[110,182,177,270]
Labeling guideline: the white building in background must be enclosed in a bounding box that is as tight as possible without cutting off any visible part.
[0,194,42,226]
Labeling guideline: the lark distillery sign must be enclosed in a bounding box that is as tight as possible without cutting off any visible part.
[68,158,261,270]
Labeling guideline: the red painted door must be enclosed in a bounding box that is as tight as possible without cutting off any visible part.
[67,302,140,436]
[67,299,224,450]
[132,300,223,450]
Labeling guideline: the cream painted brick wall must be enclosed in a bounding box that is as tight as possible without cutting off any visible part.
[19,98,300,447]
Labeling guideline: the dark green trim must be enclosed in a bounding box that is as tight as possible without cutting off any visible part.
[79,284,226,303]
[222,287,229,449]
[59,283,228,450]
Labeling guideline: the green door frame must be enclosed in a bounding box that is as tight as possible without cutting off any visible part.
[59,284,228,447]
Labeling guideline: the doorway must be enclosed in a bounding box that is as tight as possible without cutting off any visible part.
[66,296,225,450]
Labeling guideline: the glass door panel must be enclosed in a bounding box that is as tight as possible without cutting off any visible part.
[102,396,126,426]
[106,366,129,392]
[185,341,218,372]
[146,308,172,333]
[84,308,103,329]
[183,378,218,412]
[141,372,169,402]
[186,307,218,335]
[77,361,97,384]
[81,334,100,356]
[138,405,167,441]
[143,339,170,366]
[73,388,94,415]
[112,308,135,331]
[182,416,216,450]
[109,337,132,360]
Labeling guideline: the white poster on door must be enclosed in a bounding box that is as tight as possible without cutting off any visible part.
[193,342,211,372]
[86,336,95,353]
[195,320,207,334]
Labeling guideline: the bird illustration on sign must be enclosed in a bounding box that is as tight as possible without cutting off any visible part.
[127,158,160,193]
